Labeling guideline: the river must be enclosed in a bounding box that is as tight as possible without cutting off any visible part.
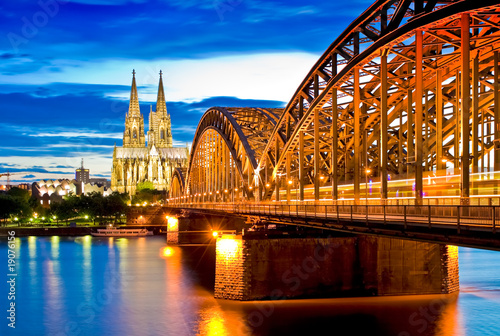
[1,235,499,336]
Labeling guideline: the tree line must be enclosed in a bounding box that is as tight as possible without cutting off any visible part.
[0,187,129,226]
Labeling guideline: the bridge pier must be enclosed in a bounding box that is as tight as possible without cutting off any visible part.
[214,234,458,300]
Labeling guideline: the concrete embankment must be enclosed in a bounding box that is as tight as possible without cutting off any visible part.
[0,225,168,237]
[0,227,94,237]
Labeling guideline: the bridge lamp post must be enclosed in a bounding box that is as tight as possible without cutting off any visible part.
[319,175,325,200]
[288,179,298,202]
[365,169,371,203]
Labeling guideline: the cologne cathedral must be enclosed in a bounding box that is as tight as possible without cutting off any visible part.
[111,70,188,196]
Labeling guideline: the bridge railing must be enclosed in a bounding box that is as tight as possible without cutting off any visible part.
[170,202,498,234]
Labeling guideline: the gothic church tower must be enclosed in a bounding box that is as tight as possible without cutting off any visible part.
[111,69,188,197]
[123,70,146,148]
[148,70,173,148]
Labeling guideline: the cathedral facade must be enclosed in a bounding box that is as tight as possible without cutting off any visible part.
[111,70,189,196]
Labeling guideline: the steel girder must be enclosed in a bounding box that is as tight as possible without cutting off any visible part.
[180,0,500,203]
[255,0,500,202]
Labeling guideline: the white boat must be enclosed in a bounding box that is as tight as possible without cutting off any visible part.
[91,226,153,237]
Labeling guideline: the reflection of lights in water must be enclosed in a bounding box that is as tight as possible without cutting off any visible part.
[433,293,462,336]
[83,235,91,247]
[28,236,37,258]
[196,305,250,336]
[198,308,229,336]
[51,236,60,258]
[116,238,128,248]
[160,246,174,258]
[82,235,92,300]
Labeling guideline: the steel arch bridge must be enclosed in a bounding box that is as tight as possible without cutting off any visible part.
[171,0,500,206]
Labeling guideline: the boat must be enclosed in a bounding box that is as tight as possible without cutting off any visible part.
[91,226,154,237]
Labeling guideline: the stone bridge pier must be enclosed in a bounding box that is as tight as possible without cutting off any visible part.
[214,234,459,300]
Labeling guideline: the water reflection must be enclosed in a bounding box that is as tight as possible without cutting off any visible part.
[2,236,499,336]
[44,236,66,335]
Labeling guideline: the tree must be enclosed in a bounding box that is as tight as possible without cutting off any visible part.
[132,181,162,204]
[50,194,78,224]
[7,187,30,202]
[105,192,128,223]
[136,181,154,192]
[1,188,32,223]
[0,195,19,224]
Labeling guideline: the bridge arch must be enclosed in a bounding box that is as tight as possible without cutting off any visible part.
[185,107,284,202]
[173,0,500,205]
[169,168,186,200]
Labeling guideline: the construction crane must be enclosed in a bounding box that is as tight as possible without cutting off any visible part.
[0,172,22,189]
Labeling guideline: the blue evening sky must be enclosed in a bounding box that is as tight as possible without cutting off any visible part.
[0,0,372,183]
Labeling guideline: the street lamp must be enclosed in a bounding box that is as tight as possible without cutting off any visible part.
[365,168,371,203]
[287,179,299,202]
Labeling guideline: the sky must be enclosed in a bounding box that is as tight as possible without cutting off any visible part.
[0,0,372,183]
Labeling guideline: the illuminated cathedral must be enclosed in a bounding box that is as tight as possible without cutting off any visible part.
[111,70,188,196]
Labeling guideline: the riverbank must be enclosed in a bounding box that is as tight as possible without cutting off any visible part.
[0,225,167,237]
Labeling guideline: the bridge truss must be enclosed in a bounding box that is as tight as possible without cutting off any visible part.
[172,0,500,205]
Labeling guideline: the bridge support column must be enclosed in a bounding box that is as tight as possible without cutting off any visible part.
[460,13,470,203]
[415,29,424,201]
[354,68,361,203]
[494,51,500,174]
[436,69,444,172]
[214,235,459,300]
[314,108,320,201]
[331,86,338,201]
[299,131,305,201]
[471,54,479,196]
[380,50,388,200]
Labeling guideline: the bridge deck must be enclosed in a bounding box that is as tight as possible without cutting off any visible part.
[167,202,500,250]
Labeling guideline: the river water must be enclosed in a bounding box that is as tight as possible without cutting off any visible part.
[0,235,499,336]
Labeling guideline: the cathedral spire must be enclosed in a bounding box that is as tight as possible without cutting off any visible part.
[123,69,146,148]
[128,69,140,117]
[156,70,167,115]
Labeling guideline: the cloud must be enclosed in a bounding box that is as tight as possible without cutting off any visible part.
[29,131,122,139]
[0,52,319,103]
[0,0,378,186]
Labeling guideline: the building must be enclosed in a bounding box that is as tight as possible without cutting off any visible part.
[111,70,189,196]
[31,163,112,207]
[32,177,114,208]
[32,179,78,207]
[75,159,90,184]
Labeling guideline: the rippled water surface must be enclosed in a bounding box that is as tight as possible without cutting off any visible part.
[1,235,499,336]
